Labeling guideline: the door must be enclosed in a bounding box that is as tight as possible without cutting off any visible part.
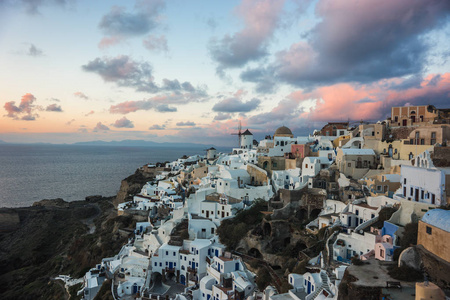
[415,189,419,202]
[206,210,209,218]
[180,275,185,285]
[169,262,173,269]
[307,281,312,294]
[215,249,219,257]
[221,211,225,218]
[403,119,407,126]
[347,249,352,259]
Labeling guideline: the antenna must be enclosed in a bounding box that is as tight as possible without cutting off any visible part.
[231,120,242,147]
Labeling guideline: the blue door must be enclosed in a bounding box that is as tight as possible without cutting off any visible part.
[307,281,311,294]
[169,262,173,269]
[235,262,239,271]
[215,249,219,257]
[133,284,138,294]
[180,275,186,285]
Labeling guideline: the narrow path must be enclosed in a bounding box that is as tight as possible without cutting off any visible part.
[81,203,101,234]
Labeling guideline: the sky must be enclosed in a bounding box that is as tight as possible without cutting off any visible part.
[0,0,449,147]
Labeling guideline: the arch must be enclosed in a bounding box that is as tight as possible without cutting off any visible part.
[263,161,268,169]
[310,208,321,219]
[248,248,263,259]
[284,237,291,247]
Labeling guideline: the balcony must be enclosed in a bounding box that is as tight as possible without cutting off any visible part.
[187,267,197,274]
[165,267,175,273]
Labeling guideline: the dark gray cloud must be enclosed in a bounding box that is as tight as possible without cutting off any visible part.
[82,56,208,97]
[93,122,110,132]
[212,97,260,113]
[112,116,134,128]
[155,104,177,112]
[149,124,166,130]
[240,67,277,93]
[45,103,62,111]
[82,56,158,93]
[209,0,285,73]
[355,98,377,104]
[5,0,73,15]
[243,0,450,88]
[213,112,232,121]
[176,121,196,126]
[28,44,43,56]
[99,0,164,37]
[143,35,168,53]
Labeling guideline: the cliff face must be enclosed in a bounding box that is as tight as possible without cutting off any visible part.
[114,168,154,207]
[0,197,133,300]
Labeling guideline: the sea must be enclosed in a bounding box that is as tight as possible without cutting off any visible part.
[0,144,228,208]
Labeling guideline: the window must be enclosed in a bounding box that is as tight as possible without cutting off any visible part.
[410,187,413,196]
[426,226,432,235]
[348,163,351,167]
[380,249,384,258]
[404,178,406,184]
[431,132,436,138]
[355,209,359,216]
[173,252,176,256]
[211,228,214,234]
[421,190,424,199]
[420,139,425,145]
[166,251,168,255]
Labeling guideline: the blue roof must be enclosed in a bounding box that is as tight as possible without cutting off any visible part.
[422,209,450,232]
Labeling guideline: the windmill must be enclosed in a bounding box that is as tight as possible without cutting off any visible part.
[231,121,242,148]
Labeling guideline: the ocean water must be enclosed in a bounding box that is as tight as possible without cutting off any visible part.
[0,144,225,208]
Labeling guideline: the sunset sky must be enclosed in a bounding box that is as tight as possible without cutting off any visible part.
[1,0,449,146]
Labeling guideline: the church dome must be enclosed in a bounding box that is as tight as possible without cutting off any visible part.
[274,126,293,137]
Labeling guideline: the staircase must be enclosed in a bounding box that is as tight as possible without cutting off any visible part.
[306,271,332,300]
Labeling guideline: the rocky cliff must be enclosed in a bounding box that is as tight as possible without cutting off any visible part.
[0,197,133,300]
[113,168,155,207]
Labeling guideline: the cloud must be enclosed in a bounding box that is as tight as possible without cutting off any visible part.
[206,17,218,30]
[109,90,207,114]
[45,103,62,111]
[155,104,177,112]
[98,0,165,48]
[355,98,377,104]
[212,97,260,113]
[93,122,110,132]
[209,0,285,72]
[251,72,450,127]
[143,35,168,53]
[7,0,73,15]
[176,121,196,126]
[3,93,38,120]
[28,44,43,57]
[82,56,158,93]
[66,119,75,125]
[257,0,450,88]
[112,116,134,128]
[110,99,153,114]
[214,112,232,121]
[149,124,166,130]
[240,67,277,93]
[85,110,95,116]
[74,92,89,99]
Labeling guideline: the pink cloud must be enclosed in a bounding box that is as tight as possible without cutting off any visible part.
[3,93,38,120]
[210,0,285,69]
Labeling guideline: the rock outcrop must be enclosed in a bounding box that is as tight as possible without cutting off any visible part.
[113,168,154,207]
